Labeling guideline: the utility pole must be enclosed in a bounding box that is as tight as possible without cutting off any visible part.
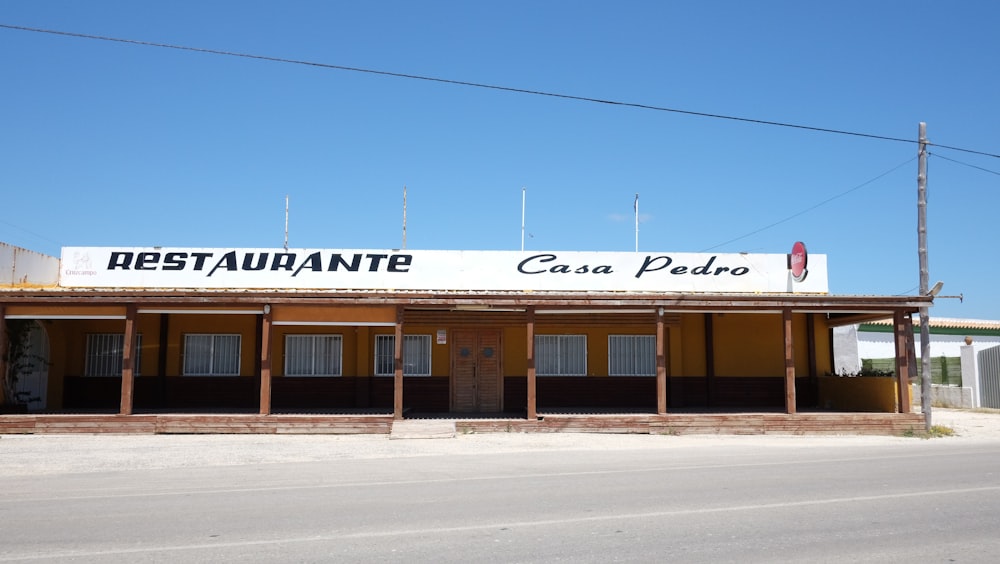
[917,122,931,431]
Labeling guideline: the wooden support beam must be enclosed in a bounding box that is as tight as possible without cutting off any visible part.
[259,305,273,415]
[0,304,7,406]
[656,309,667,415]
[120,304,137,415]
[157,313,169,408]
[705,313,715,406]
[393,306,404,420]
[783,308,796,415]
[806,313,817,378]
[526,306,537,420]
[895,310,913,413]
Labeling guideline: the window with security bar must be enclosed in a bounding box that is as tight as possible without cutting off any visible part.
[183,334,241,376]
[285,334,343,376]
[608,335,656,376]
[84,334,143,377]
[535,335,587,376]
[374,334,432,376]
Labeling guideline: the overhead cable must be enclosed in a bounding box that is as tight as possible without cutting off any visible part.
[2,23,998,159]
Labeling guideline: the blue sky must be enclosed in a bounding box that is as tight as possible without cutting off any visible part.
[2,1,997,319]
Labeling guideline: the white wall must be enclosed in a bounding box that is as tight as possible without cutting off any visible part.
[854,328,1000,359]
[1,242,59,286]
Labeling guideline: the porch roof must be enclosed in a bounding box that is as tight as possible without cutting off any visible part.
[1,286,931,321]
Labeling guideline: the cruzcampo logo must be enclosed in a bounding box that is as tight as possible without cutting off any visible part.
[789,241,808,283]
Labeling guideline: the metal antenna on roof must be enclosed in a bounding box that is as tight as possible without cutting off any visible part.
[634,193,639,252]
[284,195,289,251]
[402,186,407,250]
[521,187,526,252]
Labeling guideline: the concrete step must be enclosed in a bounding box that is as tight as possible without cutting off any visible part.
[389,418,456,439]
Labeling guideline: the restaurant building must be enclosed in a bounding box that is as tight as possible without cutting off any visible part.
[0,243,929,434]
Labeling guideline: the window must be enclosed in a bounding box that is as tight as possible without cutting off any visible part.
[374,334,432,376]
[183,334,241,376]
[84,334,143,377]
[535,335,586,376]
[609,335,656,376]
[285,335,342,376]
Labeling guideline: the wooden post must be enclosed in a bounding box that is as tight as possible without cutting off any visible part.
[157,314,169,408]
[259,305,273,415]
[806,313,817,377]
[120,304,137,415]
[0,304,8,406]
[895,310,913,413]
[393,306,404,420]
[656,309,667,415]
[705,313,715,406]
[526,306,537,420]
[783,308,796,414]
[806,313,818,408]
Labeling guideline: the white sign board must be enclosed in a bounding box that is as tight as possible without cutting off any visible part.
[59,247,829,293]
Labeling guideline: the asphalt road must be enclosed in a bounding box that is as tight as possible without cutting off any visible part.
[2,416,1000,563]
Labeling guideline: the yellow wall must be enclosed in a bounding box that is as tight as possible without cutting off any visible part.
[30,307,837,408]
[713,313,784,376]
[817,376,898,412]
[679,313,706,376]
[272,305,396,324]
[504,326,527,375]
[367,325,451,376]
[166,314,257,376]
[269,325,357,376]
[705,312,826,378]
[56,316,163,377]
[43,311,826,380]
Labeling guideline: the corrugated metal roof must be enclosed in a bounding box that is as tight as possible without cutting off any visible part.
[864,317,1000,331]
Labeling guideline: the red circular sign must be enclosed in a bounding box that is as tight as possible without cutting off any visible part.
[790,241,808,282]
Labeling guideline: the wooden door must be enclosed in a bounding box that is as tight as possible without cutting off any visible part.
[452,330,502,412]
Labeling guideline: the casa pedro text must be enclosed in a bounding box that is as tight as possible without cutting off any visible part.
[105,251,750,279]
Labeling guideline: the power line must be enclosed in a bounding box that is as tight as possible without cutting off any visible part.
[3,23,998,159]
[699,157,917,252]
[0,218,62,246]
[930,153,1000,177]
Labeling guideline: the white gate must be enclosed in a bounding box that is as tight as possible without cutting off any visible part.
[979,344,1000,409]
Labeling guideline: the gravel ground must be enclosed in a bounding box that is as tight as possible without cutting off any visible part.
[922,407,1000,439]
[1,408,998,477]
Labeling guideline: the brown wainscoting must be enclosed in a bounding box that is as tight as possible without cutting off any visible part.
[151,377,258,410]
[64,376,121,409]
[669,376,709,408]
[368,376,450,412]
[271,377,362,410]
[711,376,786,408]
[504,376,527,412]
[502,375,820,412]
[64,376,259,411]
[504,376,660,410]
[537,376,658,409]
[65,375,820,413]
[796,377,819,409]
[669,376,818,410]
[64,375,451,413]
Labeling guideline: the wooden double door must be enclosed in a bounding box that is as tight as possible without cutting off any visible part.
[451,329,502,413]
